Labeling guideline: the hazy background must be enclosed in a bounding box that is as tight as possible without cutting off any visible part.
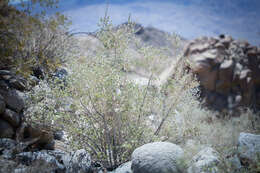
[13,0,260,45]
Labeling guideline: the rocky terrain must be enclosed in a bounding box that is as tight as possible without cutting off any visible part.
[0,22,260,173]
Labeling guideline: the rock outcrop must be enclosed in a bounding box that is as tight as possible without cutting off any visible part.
[0,70,27,139]
[131,142,184,173]
[0,68,67,147]
[183,35,260,112]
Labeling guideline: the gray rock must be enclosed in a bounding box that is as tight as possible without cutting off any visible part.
[0,119,14,138]
[53,68,68,80]
[227,154,242,171]
[29,75,40,87]
[0,138,17,149]
[54,130,70,144]
[62,149,92,173]
[16,151,65,171]
[0,70,12,76]
[0,71,13,80]
[40,149,92,172]
[2,108,20,127]
[54,130,65,141]
[0,89,25,113]
[187,147,220,173]
[0,80,9,90]
[0,138,17,159]
[238,132,260,164]
[109,161,132,173]
[0,157,17,172]
[0,94,5,114]
[131,142,184,173]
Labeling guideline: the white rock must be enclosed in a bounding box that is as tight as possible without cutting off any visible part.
[131,142,184,173]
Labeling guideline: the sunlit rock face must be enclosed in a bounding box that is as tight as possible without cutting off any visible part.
[183,35,260,112]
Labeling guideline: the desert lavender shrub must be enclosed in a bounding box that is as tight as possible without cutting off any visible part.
[64,17,165,168]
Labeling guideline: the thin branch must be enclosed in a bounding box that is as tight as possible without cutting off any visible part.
[154,102,175,136]
[86,90,113,166]
[138,74,153,123]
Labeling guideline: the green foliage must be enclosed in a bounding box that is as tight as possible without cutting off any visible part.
[65,17,163,168]
[0,0,71,78]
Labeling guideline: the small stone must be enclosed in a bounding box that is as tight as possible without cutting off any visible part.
[220,60,233,70]
[239,69,251,80]
[235,95,242,103]
[0,70,13,80]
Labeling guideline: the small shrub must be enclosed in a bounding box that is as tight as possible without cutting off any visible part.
[0,0,71,78]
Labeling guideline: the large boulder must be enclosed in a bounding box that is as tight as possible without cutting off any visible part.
[238,132,260,165]
[187,147,220,173]
[183,35,260,112]
[131,142,184,173]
